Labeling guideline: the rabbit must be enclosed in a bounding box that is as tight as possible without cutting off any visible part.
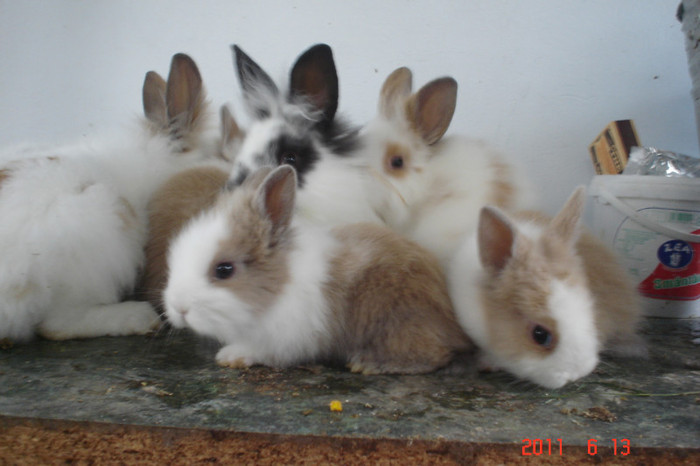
[359,67,534,268]
[163,165,472,373]
[228,43,381,226]
[0,53,224,342]
[138,104,245,310]
[448,186,646,389]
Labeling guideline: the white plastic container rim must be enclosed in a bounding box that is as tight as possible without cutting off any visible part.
[589,175,700,243]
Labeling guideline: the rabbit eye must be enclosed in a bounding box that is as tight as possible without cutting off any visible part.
[214,262,235,280]
[281,153,297,166]
[531,325,553,348]
[390,155,404,169]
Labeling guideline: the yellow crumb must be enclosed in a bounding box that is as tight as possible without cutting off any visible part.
[329,400,343,412]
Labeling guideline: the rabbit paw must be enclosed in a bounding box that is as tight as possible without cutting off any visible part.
[38,301,160,340]
[216,345,255,368]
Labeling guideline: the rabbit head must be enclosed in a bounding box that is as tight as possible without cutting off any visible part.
[466,187,600,388]
[228,44,359,188]
[163,165,297,345]
[361,67,457,227]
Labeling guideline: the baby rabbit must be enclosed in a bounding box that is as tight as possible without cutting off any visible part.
[360,67,532,268]
[0,53,220,342]
[448,187,645,389]
[228,43,380,225]
[138,105,244,310]
[164,165,471,373]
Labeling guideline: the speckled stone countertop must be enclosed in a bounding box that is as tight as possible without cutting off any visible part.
[1,318,698,451]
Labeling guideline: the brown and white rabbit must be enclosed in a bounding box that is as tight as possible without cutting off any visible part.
[138,105,245,310]
[448,187,646,389]
[163,165,472,373]
[359,67,533,268]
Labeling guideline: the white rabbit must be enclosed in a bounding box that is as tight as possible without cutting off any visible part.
[164,165,472,373]
[359,67,533,268]
[227,43,381,226]
[448,187,646,389]
[0,53,224,342]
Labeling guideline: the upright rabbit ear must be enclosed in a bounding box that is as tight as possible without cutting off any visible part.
[478,206,517,272]
[166,53,205,132]
[143,71,167,128]
[220,105,243,146]
[405,77,457,145]
[549,186,586,246]
[233,45,279,119]
[379,67,413,119]
[219,105,244,162]
[289,43,339,126]
[256,165,297,241]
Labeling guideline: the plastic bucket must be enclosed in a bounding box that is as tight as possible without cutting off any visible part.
[588,175,700,318]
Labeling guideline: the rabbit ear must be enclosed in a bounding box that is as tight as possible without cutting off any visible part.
[478,206,517,272]
[379,67,413,119]
[166,53,205,130]
[548,186,586,246]
[289,43,339,125]
[256,165,297,241]
[405,77,457,145]
[233,45,279,119]
[142,71,167,128]
[220,105,243,146]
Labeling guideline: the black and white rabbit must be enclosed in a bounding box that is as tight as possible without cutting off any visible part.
[228,44,380,225]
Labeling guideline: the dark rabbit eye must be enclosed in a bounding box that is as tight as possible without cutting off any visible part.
[281,153,297,166]
[390,155,404,169]
[214,262,235,280]
[531,325,553,348]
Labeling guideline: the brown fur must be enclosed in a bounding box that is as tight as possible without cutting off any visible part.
[479,230,563,360]
[324,223,473,374]
[142,71,167,129]
[479,188,643,359]
[142,53,209,152]
[382,142,412,179]
[379,67,413,119]
[576,231,643,349]
[404,77,457,145]
[209,168,293,313]
[488,158,517,209]
[138,166,229,308]
[0,169,10,188]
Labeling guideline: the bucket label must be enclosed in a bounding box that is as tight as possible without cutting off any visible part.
[612,208,700,302]
[636,231,700,301]
[657,239,694,269]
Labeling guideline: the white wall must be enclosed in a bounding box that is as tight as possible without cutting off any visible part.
[0,0,695,216]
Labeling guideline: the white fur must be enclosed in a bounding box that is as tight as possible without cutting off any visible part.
[449,217,599,389]
[229,112,381,227]
[0,121,222,342]
[164,208,338,367]
[360,117,534,269]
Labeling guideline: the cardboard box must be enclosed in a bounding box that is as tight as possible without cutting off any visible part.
[589,120,640,174]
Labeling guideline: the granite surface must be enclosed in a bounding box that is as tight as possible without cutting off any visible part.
[1,318,698,451]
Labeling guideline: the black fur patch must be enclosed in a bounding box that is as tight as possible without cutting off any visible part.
[265,133,319,188]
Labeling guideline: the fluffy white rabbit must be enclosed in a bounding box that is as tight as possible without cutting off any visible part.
[359,67,534,268]
[0,53,225,342]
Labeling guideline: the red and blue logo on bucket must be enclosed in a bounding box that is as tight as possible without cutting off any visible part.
[638,230,700,301]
